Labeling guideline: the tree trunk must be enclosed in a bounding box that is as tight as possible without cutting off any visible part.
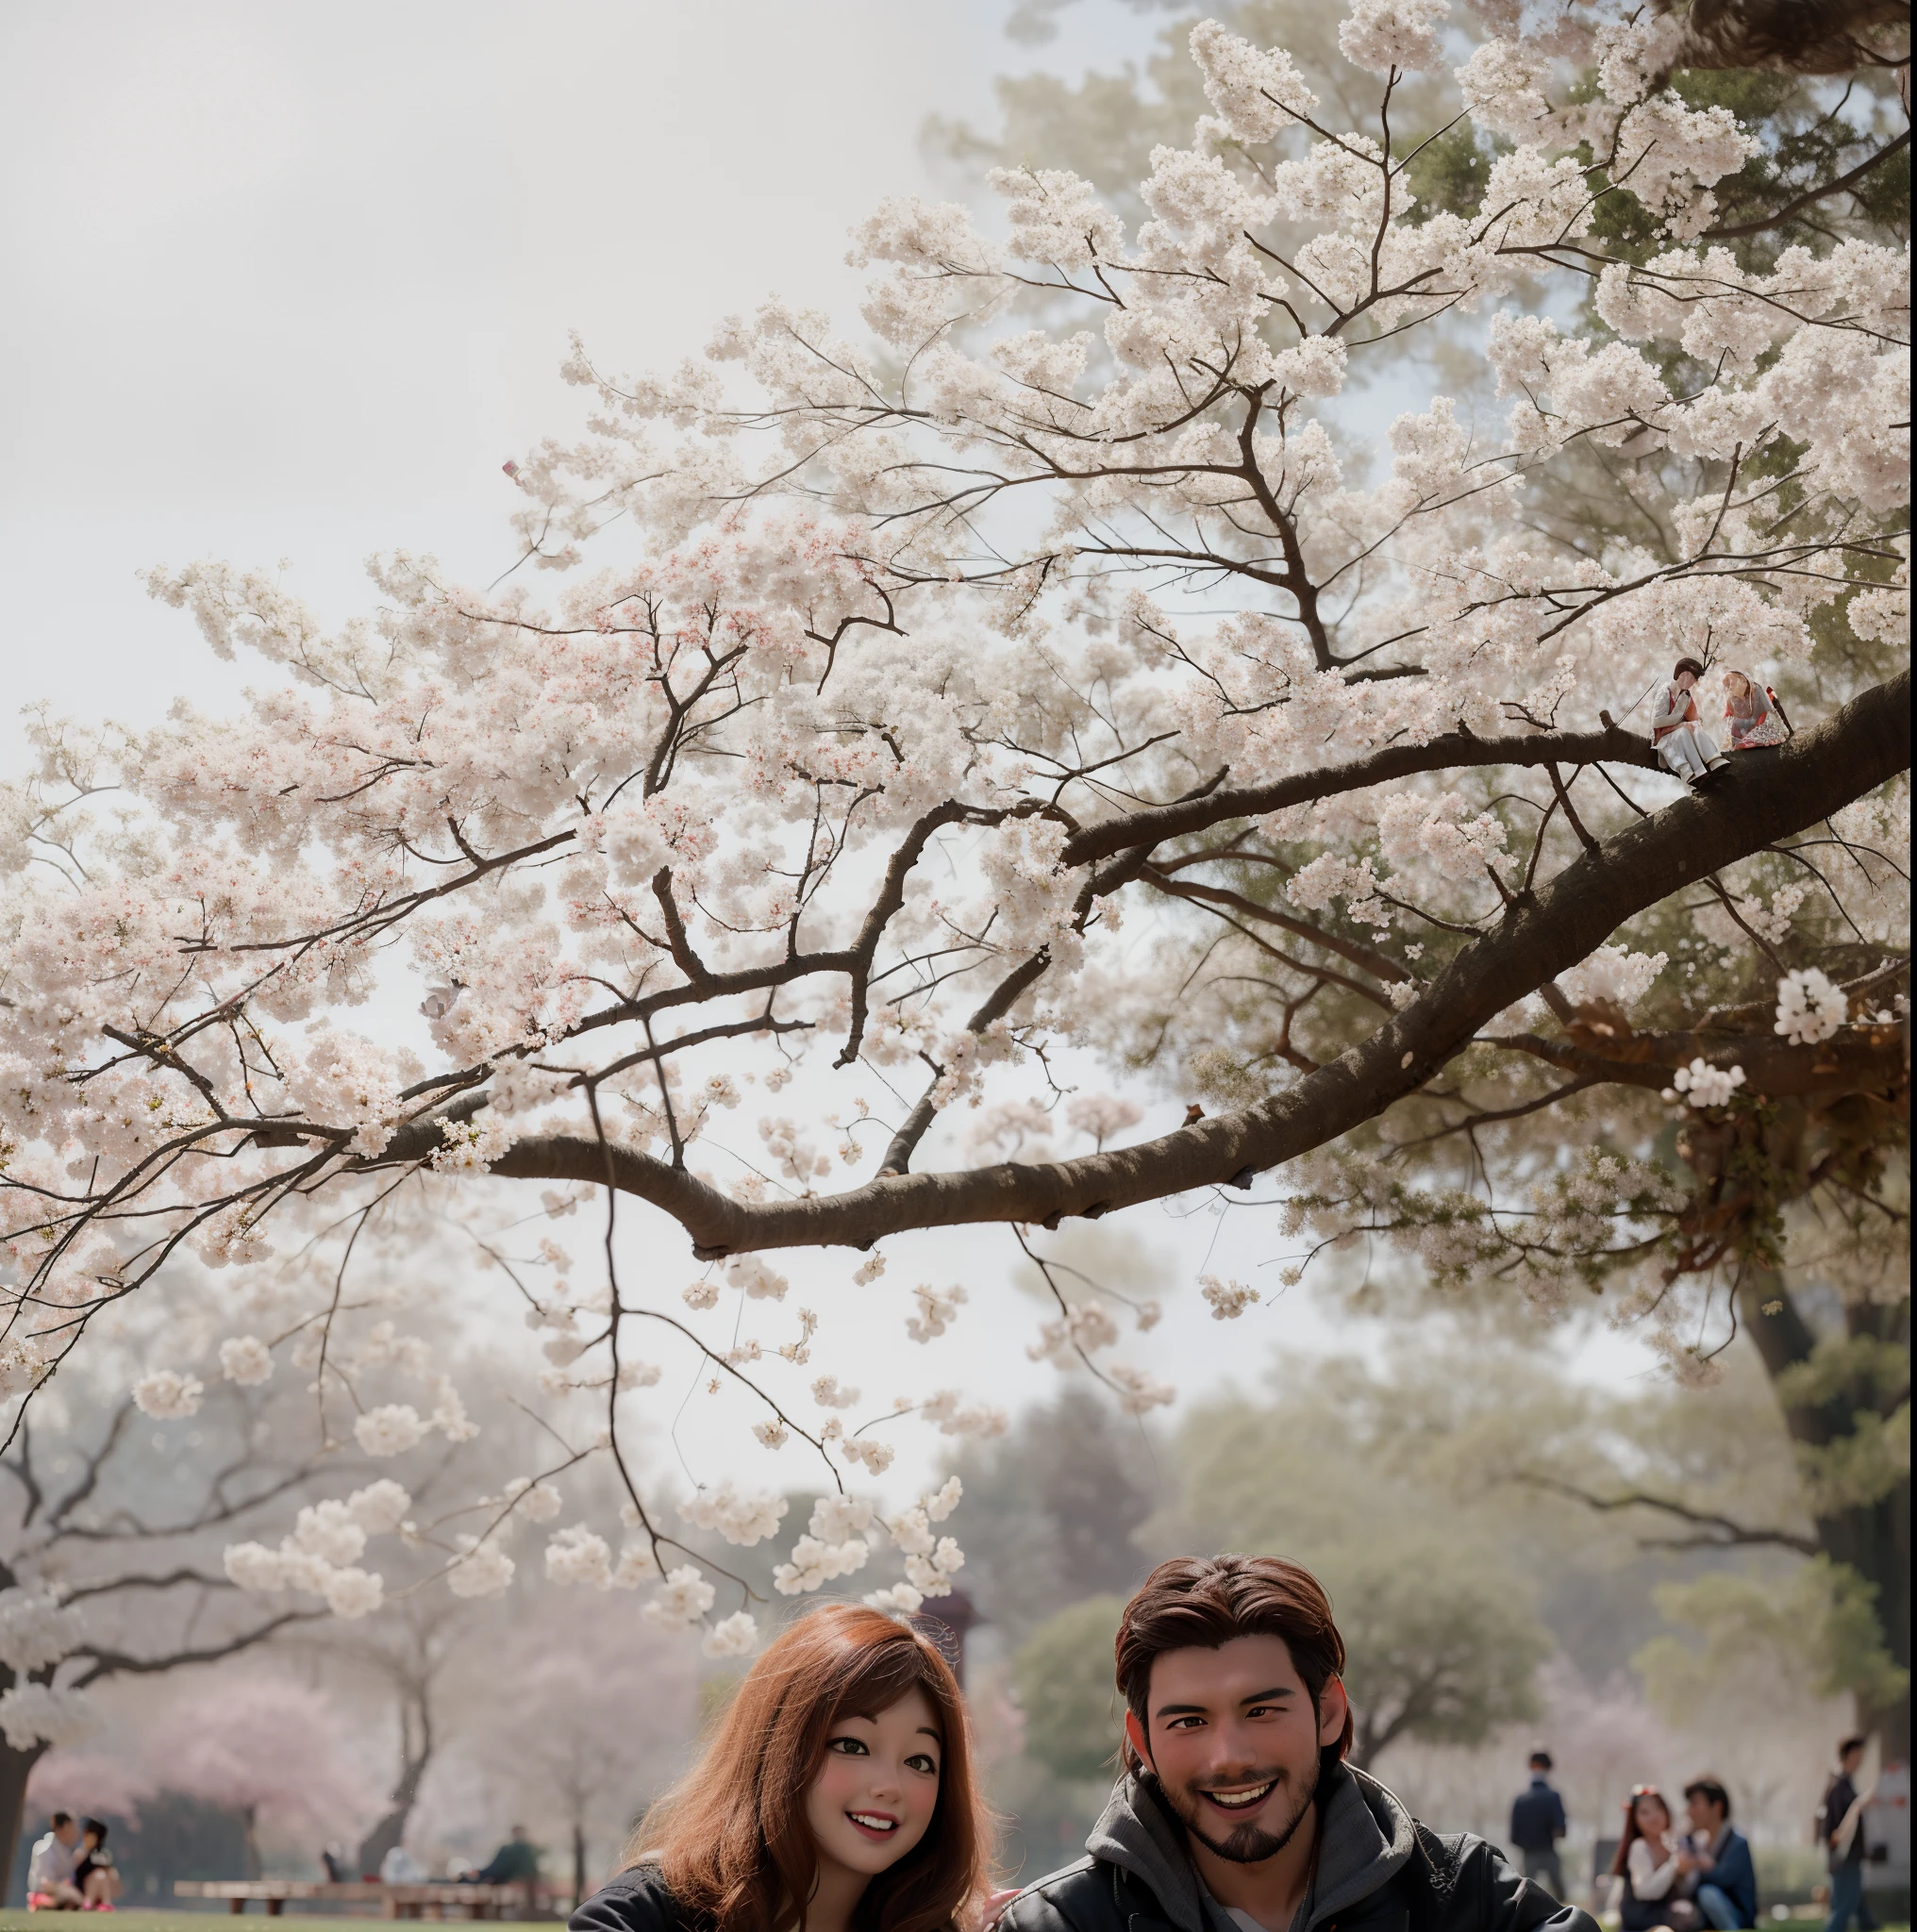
[573,1821,587,1913]
[243,1803,262,1883]
[1740,1280,1911,1759]
[0,1732,49,1907]
[356,1690,434,1877]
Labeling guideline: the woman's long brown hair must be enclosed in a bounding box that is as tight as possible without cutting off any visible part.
[633,1605,990,1932]
[1612,1785,1672,1876]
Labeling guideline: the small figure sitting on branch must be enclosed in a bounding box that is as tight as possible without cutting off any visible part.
[1722,669,1791,751]
[1653,658,1732,786]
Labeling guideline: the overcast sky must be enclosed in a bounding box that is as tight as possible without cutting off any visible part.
[1,2,1664,1502]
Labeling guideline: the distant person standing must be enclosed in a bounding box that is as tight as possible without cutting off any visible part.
[1819,1737,1877,1932]
[1512,1751,1570,1899]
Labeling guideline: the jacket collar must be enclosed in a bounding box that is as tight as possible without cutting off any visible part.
[1085,1762,1417,1932]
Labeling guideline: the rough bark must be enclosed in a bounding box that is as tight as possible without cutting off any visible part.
[0,1730,48,1908]
[1659,0,1910,75]
[373,671,1910,1257]
[1740,1278,1912,1760]
[356,1691,433,1878]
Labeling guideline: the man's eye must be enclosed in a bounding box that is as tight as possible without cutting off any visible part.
[828,1737,870,1757]
[1165,1715,1206,1730]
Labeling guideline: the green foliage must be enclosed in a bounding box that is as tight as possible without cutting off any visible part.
[1402,124,1506,225]
[1670,68,1910,264]
[1793,1404,1912,1515]
[1773,1333,1911,1412]
[1764,1335,1911,1516]
[1012,1594,1129,1780]
[1328,1541,1550,1758]
[1635,1556,1910,1725]
[1159,1353,1559,1763]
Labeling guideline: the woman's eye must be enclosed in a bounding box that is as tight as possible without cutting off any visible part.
[828,1737,870,1757]
[905,1754,939,1776]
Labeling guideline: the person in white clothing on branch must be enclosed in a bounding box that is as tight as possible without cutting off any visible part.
[1652,658,1731,786]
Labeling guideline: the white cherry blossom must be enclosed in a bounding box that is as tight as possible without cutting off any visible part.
[219,1335,274,1386]
[133,1371,204,1421]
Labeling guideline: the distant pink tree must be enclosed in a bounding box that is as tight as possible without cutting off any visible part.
[1534,1657,1675,1850]
[26,1747,156,1825]
[140,1676,380,1876]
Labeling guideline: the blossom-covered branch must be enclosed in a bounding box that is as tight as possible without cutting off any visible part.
[1,0,1906,1638]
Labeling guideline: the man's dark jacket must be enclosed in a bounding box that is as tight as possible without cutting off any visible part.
[1820,1775,1865,1870]
[1694,1827,1758,1928]
[1001,1764,1597,1932]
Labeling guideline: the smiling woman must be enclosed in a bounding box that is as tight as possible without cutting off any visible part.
[571,1604,992,1932]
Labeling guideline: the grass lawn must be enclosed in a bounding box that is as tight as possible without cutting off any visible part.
[3,1920,375,1931]
[6,1916,1900,1932]
[1,1918,555,1930]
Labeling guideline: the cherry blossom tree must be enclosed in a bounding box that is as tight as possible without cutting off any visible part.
[24,1675,378,1887]
[0,1375,346,1886]
[139,1675,378,1878]
[1,0,1906,1727]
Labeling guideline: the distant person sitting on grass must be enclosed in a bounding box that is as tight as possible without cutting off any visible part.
[1682,1779,1757,1931]
[26,1811,84,1910]
[1612,1785,1699,1932]
[476,1824,542,1887]
[73,1819,122,1911]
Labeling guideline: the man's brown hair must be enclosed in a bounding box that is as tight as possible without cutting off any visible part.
[1684,1774,1732,1819]
[1113,1555,1354,1774]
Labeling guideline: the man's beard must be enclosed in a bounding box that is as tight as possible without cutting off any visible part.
[1160,1751,1321,1866]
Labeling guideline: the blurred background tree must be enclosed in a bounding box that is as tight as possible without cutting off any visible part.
[1013,1595,1127,1784]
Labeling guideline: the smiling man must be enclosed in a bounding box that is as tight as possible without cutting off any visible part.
[1000,1557,1596,1932]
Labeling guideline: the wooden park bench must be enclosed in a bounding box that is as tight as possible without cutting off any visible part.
[174,1878,541,1918]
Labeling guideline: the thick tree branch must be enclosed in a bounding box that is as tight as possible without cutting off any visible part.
[1703,127,1913,239]
[1059,724,1659,868]
[375,674,1907,1254]
[1491,1022,1909,1100]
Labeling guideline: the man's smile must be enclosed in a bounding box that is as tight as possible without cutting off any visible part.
[1201,1779,1277,1812]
